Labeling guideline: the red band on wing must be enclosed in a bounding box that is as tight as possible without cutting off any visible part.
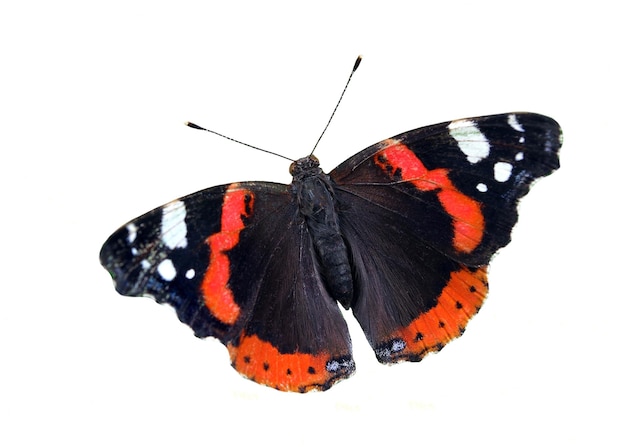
[201,184,254,325]
[389,266,488,362]
[228,333,344,392]
[375,141,485,253]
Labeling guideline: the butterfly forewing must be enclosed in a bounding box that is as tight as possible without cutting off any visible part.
[332,113,561,265]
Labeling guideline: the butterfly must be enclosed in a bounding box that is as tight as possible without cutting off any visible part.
[100,59,562,392]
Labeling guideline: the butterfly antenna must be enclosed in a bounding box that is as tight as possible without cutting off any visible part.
[310,55,362,156]
[185,122,295,162]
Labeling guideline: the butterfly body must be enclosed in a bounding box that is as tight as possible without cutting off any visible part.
[290,155,354,308]
[101,112,561,392]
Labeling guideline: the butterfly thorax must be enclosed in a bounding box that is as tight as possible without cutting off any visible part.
[290,155,353,309]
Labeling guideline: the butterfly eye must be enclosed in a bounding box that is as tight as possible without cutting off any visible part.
[289,161,297,175]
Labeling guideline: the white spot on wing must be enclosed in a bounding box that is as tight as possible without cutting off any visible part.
[141,259,151,270]
[391,339,406,352]
[515,152,524,161]
[126,223,137,244]
[185,269,195,279]
[326,360,340,372]
[494,162,513,182]
[448,119,490,164]
[326,358,354,372]
[507,114,525,132]
[161,200,188,249]
[157,259,177,281]
[476,183,488,192]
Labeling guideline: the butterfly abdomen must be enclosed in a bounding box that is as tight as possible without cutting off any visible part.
[290,156,353,309]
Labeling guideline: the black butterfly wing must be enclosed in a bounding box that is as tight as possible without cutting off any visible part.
[100,182,354,392]
[330,112,561,362]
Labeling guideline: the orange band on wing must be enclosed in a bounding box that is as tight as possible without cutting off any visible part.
[228,333,348,392]
[375,141,485,253]
[201,185,254,325]
[391,266,488,361]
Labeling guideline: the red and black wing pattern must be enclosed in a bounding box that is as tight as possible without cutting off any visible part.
[101,111,561,391]
[330,112,561,362]
[100,182,354,392]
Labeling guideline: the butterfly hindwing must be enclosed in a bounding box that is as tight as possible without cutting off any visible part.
[332,184,490,362]
[330,112,561,362]
[223,185,354,391]
[100,181,354,391]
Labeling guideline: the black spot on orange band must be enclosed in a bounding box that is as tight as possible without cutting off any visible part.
[227,333,353,392]
[376,266,488,363]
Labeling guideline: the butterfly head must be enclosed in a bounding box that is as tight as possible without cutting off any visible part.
[289,155,322,180]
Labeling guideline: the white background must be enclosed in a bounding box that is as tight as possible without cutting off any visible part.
[2,1,623,446]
